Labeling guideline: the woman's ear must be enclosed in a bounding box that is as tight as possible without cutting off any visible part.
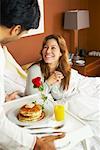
[10,25,22,36]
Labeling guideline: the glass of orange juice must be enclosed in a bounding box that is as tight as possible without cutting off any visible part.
[54,101,65,121]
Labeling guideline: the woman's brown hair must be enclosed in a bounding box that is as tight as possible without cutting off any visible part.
[40,34,71,90]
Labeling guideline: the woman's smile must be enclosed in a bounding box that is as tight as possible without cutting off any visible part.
[42,39,62,64]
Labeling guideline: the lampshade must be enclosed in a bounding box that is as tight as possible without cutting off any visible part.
[64,10,89,30]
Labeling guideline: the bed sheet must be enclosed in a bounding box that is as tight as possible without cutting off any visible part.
[66,70,100,150]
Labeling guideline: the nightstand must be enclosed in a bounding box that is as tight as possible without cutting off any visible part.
[72,56,100,77]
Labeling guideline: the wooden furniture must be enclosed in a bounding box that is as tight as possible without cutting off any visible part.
[72,56,100,76]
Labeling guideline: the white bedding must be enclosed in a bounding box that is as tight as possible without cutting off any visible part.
[66,72,100,150]
[68,73,100,118]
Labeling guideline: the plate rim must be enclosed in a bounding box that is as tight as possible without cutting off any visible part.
[6,96,54,127]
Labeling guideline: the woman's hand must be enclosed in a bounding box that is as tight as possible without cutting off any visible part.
[5,91,19,102]
[47,71,64,86]
[34,132,65,150]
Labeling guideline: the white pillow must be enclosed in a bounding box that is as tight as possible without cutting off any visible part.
[3,46,27,94]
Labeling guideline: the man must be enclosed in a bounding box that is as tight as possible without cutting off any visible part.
[0,0,64,149]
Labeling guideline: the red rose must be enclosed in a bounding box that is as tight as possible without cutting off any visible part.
[32,77,47,108]
[32,77,42,88]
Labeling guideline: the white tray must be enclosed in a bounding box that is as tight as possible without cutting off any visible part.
[3,94,93,150]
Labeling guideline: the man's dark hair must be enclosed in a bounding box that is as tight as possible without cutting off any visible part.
[0,0,40,30]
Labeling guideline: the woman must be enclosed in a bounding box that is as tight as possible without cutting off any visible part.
[25,34,89,99]
[25,34,72,99]
[25,34,100,100]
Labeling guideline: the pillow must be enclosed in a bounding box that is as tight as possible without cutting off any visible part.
[22,63,33,73]
[3,46,27,94]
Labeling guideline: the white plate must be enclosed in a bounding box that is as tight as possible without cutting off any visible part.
[6,96,54,127]
[76,60,85,65]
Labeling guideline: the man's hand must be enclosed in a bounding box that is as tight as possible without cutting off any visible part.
[34,132,65,150]
[5,91,19,102]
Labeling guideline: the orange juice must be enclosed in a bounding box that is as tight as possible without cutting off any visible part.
[54,105,65,121]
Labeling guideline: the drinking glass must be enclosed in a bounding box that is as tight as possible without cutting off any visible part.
[54,100,65,121]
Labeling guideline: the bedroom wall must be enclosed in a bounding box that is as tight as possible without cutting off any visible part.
[87,0,100,51]
[6,0,88,65]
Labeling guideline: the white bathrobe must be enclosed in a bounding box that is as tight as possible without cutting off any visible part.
[0,45,36,150]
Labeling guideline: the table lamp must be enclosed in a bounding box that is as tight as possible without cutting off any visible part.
[64,10,89,55]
